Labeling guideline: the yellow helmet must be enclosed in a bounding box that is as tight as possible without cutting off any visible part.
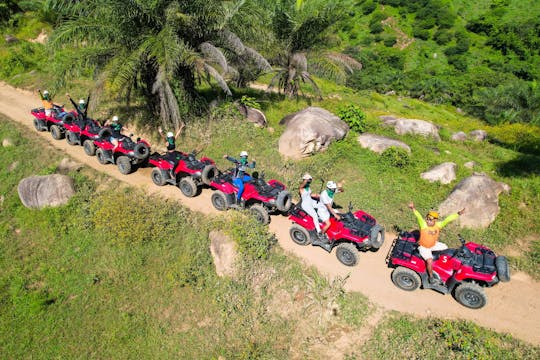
[427,211,439,220]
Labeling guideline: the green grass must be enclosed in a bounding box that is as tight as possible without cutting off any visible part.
[358,314,539,360]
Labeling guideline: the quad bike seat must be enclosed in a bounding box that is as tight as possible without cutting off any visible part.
[340,212,376,238]
[431,249,456,261]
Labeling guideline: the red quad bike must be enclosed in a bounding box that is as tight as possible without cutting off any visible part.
[62,115,103,156]
[93,128,151,175]
[31,105,75,140]
[288,203,385,266]
[386,232,511,309]
[209,170,292,224]
[148,150,218,197]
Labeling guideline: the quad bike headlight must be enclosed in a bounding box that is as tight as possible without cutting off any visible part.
[193,171,201,177]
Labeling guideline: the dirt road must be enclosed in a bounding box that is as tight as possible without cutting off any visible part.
[1,82,538,345]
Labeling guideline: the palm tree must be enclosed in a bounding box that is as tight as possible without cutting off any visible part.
[264,0,362,98]
[48,0,269,129]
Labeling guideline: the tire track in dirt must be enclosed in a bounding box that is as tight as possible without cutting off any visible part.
[1,82,538,345]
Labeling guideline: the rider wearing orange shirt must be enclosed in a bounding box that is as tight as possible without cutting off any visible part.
[409,201,465,284]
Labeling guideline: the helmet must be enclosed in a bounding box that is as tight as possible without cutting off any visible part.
[240,151,248,157]
[79,99,85,105]
[166,131,174,138]
[427,210,439,220]
[302,173,312,180]
[326,181,337,190]
[112,115,119,122]
[43,90,49,95]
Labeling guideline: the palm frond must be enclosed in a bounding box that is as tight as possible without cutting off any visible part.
[152,67,183,130]
[203,63,233,96]
[219,29,246,55]
[200,42,229,73]
[244,46,272,72]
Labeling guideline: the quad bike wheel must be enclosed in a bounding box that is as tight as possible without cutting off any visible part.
[275,190,292,212]
[454,282,487,309]
[33,118,45,131]
[83,140,96,156]
[289,224,312,246]
[117,156,133,175]
[211,191,229,211]
[50,124,64,140]
[134,143,150,160]
[391,267,421,291]
[250,204,270,225]
[336,243,359,266]
[66,131,78,145]
[151,168,169,186]
[496,256,510,282]
[95,148,109,165]
[179,177,198,197]
[369,224,385,250]
[201,164,217,185]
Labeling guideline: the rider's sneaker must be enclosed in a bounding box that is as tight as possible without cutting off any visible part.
[428,276,438,285]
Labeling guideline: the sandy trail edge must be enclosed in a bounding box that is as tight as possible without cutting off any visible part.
[1,82,538,345]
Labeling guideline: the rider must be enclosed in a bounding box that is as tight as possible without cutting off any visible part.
[223,151,256,207]
[66,93,90,130]
[299,173,323,238]
[158,124,184,176]
[408,201,465,285]
[104,115,130,151]
[312,180,343,249]
[37,89,62,118]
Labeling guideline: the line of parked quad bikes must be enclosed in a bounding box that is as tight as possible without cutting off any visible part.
[31,101,510,310]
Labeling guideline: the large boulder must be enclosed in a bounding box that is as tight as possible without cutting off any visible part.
[278,107,349,159]
[438,173,511,229]
[357,133,411,154]
[469,130,488,141]
[18,174,75,209]
[209,230,238,278]
[236,104,267,127]
[421,162,457,184]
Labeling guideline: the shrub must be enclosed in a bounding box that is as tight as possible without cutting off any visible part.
[369,21,384,34]
[239,95,261,110]
[338,104,367,133]
[488,123,540,154]
[383,35,397,47]
[434,29,453,45]
[381,147,410,167]
[362,1,377,15]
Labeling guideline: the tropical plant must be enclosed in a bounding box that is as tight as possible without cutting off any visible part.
[47,0,269,129]
[265,0,362,98]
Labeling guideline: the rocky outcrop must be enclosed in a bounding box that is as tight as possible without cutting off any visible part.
[469,130,488,141]
[438,173,510,228]
[278,107,348,159]
[357,133,411,154]
[56,158,83,174]
[420,162,457,184]
[209,230,238,278]
[17,174,76,209]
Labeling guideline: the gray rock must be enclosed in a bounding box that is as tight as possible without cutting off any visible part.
[17,174,75,209]
[379,115,399,125]
[451,131,467,142]
[394,118,440,140]
[420,162,457,184]
[4,34,18,43]
[7,161,19,172]
[236,104,267,127]
[464,161,477,169]
[357,133,411,154]
[209,230,238,278]
[438,173,510,229]
[2,138,13,147]
[278,107,349,159]
[469,130,488,141]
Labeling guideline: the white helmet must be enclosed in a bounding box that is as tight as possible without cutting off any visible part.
[43,90,49,95]
[240,151,248,157]
[326,181,337,190]
[302,173,312,180]
[166,131,174,137]
[79,99,85,105]
[112,115,119,122]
